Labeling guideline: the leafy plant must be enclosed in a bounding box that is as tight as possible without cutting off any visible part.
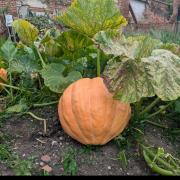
[62,148,78,175]
[41,63,82,93]
[142,145,180,176]
[12,19,39,47]
[57,0,127,38]
[26,15,54,31]
[95,33,180,104]
[0,0,179,176]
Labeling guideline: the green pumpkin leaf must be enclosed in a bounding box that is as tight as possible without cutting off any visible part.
[9,55,40,74]
[56,30,93,53]
[94,31,161,59]
[104,49,180,103]
[12,19,39,47]
[1,39,17,61]
[57,0,127,37]
[6,102,28,113]
[104,58,155,103]
[9,45,40,74]
[41,63,82,93]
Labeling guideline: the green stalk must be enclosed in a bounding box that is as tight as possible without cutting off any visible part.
[33,101,58,108]
[145,120,168,129]
[143,150,175,176]
[135,99,143,118]
[9,73,14,100]
[140,97,160,117]
[170,129,180,134]
[3,87,11,97]
[147,101,174,119]
[36,47,46,68]
[97,49,101,77]
[0,83,21,91]
[142,145,176,171]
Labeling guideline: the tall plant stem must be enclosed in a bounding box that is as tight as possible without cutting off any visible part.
[0,83,21,91]
[145,120,168,129]
[9,73,14,100]
[97,48,101,77]
[147,101,174,119]
[36,47,46,68]
[140,97,160,117]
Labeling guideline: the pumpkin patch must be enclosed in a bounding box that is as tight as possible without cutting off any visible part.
[0,0,179,176]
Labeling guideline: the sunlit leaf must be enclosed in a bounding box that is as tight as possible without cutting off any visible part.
[94,31,161,59]
[57,0,127,37]
[12,19,39,47]
[56,30,93,53]
[104,49,180,103]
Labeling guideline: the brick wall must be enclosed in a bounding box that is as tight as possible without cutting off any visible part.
[0,0,17,15]
[117,0,130,20]
[0,0,131,18]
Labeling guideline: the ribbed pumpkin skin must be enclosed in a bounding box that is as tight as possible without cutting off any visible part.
[0,68,7,90]
[58,77,131,145]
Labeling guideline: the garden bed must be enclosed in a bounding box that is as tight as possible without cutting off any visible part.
[0,106,179,176]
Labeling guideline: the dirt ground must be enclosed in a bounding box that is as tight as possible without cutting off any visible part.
[0,106,179,176]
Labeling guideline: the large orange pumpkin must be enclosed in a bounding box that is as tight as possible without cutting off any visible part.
[58,77,131,145]
[0,68,7,90]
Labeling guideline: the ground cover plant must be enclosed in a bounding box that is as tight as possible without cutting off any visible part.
[0,0,180,176]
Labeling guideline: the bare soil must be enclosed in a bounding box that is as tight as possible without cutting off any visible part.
[0,106,179,176]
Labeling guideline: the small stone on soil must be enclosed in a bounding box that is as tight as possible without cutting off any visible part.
[40,162,45,167]
[41,155,51,163]
[59,137,64,141]
[41,165,52,173]
[52,141,58,146]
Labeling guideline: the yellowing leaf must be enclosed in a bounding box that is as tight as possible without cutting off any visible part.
[57,0,127,37]
[12,19,39,47]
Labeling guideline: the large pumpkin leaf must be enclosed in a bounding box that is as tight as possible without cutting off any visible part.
[57,0,127,37]
[41,63,82,93]
[104,58,155,103]
[12,19,39,47]
[94,31,161,59]
[104,49,180,103]
[56,30,93,53]
[1,40,17,61]
[8,45,40,74]
[94,31,139,58]
[9,55,40,74]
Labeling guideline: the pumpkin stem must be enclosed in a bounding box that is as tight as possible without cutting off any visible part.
[140,97,160,117]
[147,101,174,119]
